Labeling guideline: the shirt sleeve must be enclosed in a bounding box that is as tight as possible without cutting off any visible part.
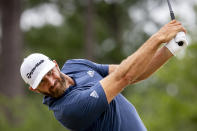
[81,59,109,77]
[54,82,108,130]
[92,62,109,77]
[62,59,109,77]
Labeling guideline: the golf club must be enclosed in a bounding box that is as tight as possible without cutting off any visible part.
[167,0,184,46]
[167,0,175,20]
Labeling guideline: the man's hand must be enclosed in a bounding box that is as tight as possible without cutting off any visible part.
[155,20,186,43]
[165,31,188,56]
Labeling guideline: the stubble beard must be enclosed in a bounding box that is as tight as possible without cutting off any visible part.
[43,73,67,98]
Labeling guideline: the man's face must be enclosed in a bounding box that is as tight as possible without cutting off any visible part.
[35,66,67,98]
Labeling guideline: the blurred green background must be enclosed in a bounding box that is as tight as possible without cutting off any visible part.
[0,0,197,130]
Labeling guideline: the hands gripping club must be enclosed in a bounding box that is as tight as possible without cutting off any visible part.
[165,0,188,56]
[165,31,188,56]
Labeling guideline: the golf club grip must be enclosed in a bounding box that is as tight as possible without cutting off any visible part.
[170,11,175,20]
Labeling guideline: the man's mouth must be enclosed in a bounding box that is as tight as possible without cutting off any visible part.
[54,79,64,90]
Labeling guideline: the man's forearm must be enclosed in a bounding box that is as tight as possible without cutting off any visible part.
[130,46,173,84]
[108,46,173,84]
[110,20,185,82]
[114,34,162,82]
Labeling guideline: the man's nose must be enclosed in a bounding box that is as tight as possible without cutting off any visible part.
[46,76,55,86]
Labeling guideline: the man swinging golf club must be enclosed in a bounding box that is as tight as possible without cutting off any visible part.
[20,19,188,131]
[21,0,188,129]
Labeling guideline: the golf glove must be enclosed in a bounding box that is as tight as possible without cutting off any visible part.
[165,32,188,56]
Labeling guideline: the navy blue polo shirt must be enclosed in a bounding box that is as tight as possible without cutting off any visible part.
[43,59,147,131]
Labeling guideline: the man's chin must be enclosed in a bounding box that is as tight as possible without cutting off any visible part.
[52,89,65,98]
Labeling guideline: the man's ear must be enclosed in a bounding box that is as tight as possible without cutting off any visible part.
[53,60,60,71]
[29,86,40,93]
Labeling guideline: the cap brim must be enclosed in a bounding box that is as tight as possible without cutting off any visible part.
[32,62,55,89]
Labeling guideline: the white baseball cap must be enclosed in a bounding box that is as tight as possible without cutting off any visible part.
[20,53,55,89]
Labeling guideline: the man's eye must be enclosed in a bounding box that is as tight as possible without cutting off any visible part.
[47,70,52,75]
[41,79,46,84]
[41,79,45,83]
[38,79,45,87]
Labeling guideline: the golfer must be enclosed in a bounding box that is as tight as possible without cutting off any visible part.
[20,20,187,131]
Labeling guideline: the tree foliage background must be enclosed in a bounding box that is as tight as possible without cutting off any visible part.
[0,0,197,131]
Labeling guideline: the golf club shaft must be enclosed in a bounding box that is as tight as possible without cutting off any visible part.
[167,0,175,20]
[166,0,187,47]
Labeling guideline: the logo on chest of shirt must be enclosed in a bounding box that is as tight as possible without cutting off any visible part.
[90,90,99,98]
[87,70,94,77]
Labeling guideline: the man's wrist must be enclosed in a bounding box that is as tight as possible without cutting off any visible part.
[163,46,174,57]
[152,33,164,44]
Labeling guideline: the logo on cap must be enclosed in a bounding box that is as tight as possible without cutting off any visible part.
[26,60,44,79]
